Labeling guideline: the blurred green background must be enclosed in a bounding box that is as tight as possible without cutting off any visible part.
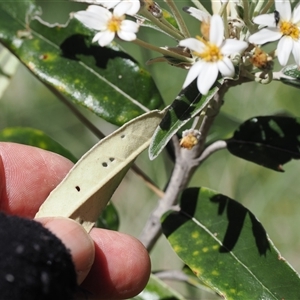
[1,1,300,298]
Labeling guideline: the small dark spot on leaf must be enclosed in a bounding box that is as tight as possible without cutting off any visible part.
[109,157,115,162]
[121,134,125,139]
[102,162,108,167]
[75,186,80,192]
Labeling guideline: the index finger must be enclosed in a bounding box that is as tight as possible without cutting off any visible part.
[0,142,73,217]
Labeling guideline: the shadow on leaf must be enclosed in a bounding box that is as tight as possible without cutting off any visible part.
[210,194,270,256]
[162,187,270,256]
[60,34,136,69]
[159,79,201,130]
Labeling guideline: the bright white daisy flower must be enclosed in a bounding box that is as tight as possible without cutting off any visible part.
[248,0,300,66]
[74,5,139,47]
[97,0,141,16]
[179,14,248,95]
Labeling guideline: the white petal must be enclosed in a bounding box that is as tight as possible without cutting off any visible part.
[122,0,141,15]
[275,0,291,21]
[117,30,136,41]
[120,19,139,33]
[184,7,211,22]
[197,62,218,95]
[74,10,108,30]
[96,0,120,9]
[292,40,300,66]
[292,2,300,24]
[86,5,112,18]
[217,57,235,77]
[92,31,103,43]
[209,15,224,46]
[113,1,134,16]
[248,28,282,44]
[252,13,277,27]
[93,30,115,47]
[179,38,205,53]
[221,39,248,55]
[277,36,293,66]
[182,61,204,88]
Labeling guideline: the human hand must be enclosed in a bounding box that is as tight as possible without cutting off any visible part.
[0,142,151,299]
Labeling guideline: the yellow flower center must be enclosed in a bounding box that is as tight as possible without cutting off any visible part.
[194,37,223,62]
[280,21,300,40]
[107,15,124,32]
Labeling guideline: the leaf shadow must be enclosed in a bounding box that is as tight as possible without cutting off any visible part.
[159,79,202,131]
[60,34,137,69]
[162,188,271,257]
[210,194,271,256]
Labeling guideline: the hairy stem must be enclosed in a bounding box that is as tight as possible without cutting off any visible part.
[139,86,229,251]
[140,8,184,40]
[133,38,192,62]
[164,0,190,38]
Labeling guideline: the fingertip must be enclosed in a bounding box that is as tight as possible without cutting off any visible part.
[36,217,95,284]
[81,229,151,299]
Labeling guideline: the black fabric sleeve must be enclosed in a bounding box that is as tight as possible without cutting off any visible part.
[0,212,78,300]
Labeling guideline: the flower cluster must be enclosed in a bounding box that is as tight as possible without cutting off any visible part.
[248,0,300,67]
[74,0,140,47]
[73,0,300,96]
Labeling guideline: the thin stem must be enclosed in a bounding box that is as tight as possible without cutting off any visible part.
[259,0,274,15]
[196,140,227,163]
[163,0,190,38]
[243,0,256,33]
[133,38,193,63]
[159,16,184,37]
[47,83,106,139]
[131,164,165,198]
[191,106,206,130]
[218,1,229,17]
[220,3,229,39]
[141,8,184,40]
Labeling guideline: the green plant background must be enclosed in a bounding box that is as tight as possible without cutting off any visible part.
[1,1,300,298]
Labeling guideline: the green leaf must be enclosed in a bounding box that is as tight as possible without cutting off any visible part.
[162,187,300,300]
[280,64,300,88]
[0,0,164,126]
[149,78,224,160]
[132,274,186,300]
[0,127,77,163]
[226,116,300,171]
[96,202,119,231]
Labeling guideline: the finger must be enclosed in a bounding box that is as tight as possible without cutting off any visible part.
[81,228,151,299]
[0,142,73,217]
[36,217,95,285]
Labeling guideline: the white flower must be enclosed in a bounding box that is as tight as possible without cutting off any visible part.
[179,14,248,95]
[74,5,139,47]
[95,0,140,15]
[248,0,300,66]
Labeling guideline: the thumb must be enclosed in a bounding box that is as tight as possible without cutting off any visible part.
[36,217,95,284]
